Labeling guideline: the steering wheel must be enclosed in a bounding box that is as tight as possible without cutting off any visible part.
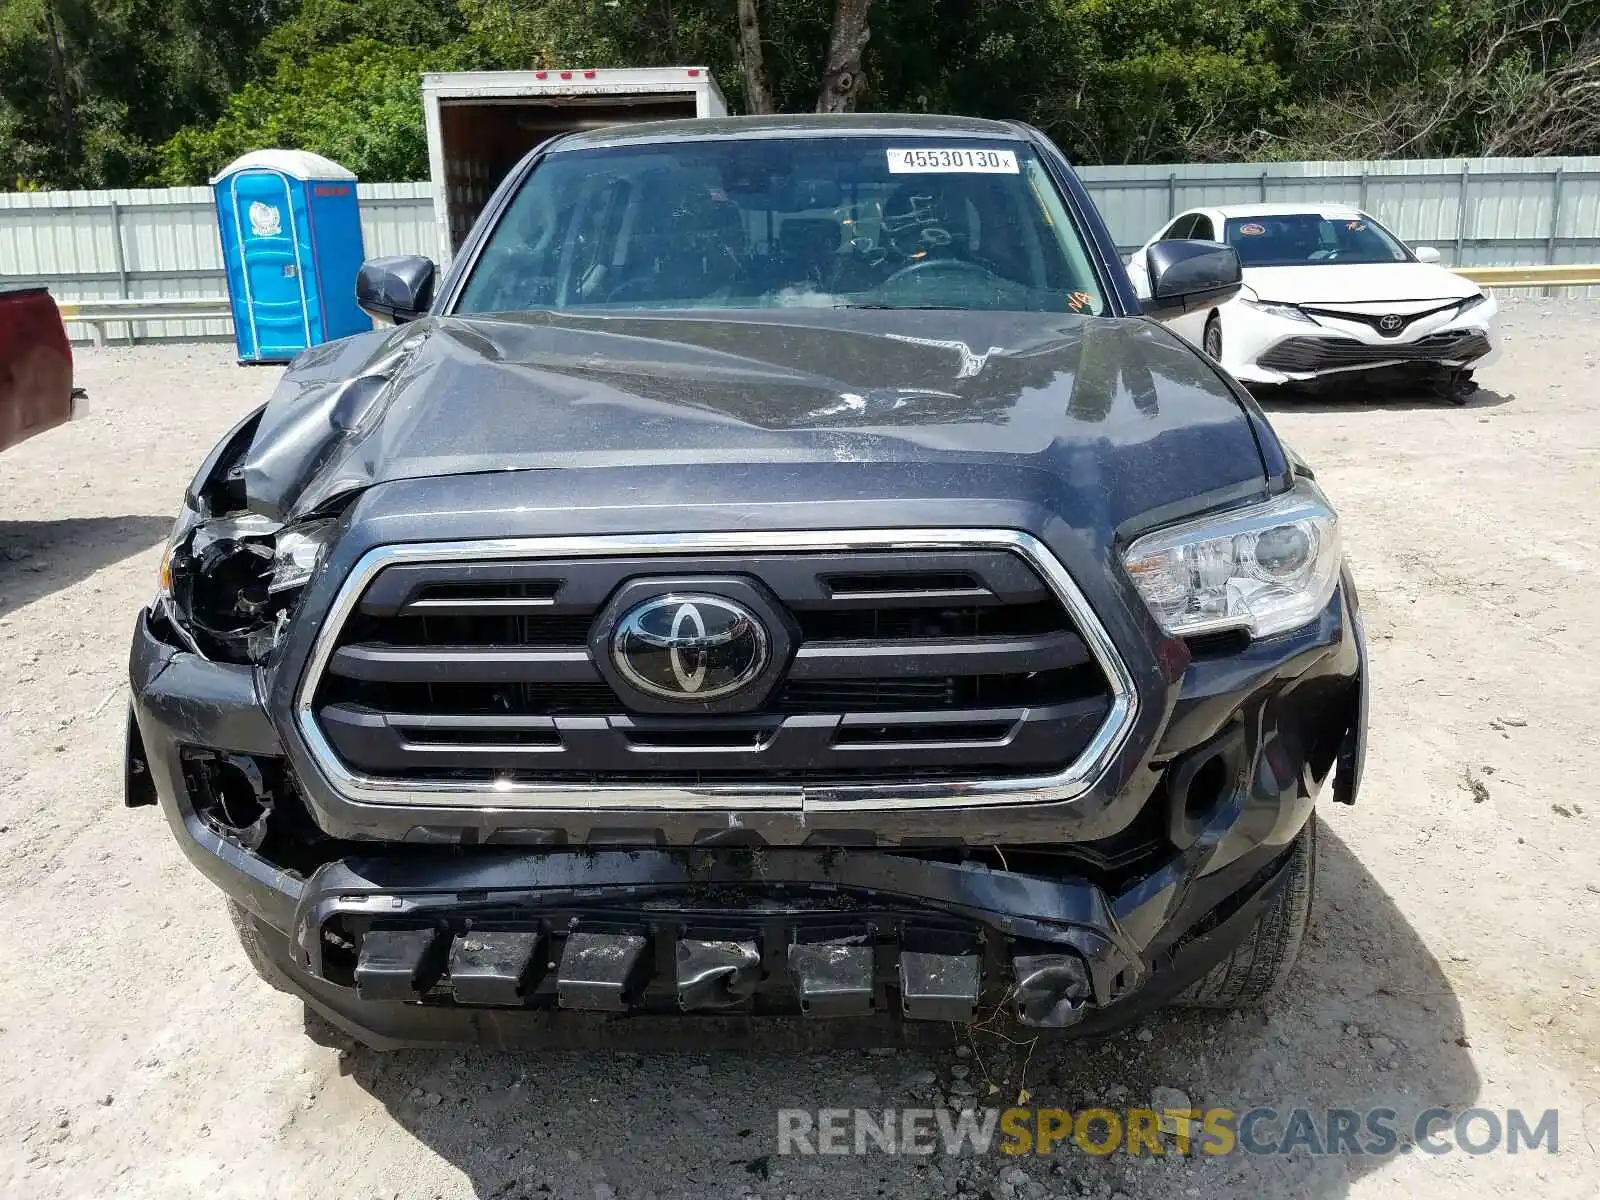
[881,256,1000,289]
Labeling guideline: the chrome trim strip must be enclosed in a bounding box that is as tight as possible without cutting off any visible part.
[402,742,565,756]
[293,529,1138,813]
[405,596,557,611]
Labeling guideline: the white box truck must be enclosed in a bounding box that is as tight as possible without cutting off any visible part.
[422,67,729,264]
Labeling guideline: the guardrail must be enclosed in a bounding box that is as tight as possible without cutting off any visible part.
[55,296,232,346]
[1453,264,1600,288]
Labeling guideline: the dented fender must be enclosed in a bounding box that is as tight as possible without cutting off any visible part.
[1332,566,1369,805]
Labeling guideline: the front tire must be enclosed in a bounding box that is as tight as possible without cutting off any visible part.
[1202,314,1223,362]
[1174,814,1316,1009]
[1443,369,1477,406]
[226,898,289,993]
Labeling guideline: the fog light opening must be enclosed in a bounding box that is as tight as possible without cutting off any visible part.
[214,758,268,829]
[1164,725,1246,851]
[1184,754,1229,824]
[183,749,274,849]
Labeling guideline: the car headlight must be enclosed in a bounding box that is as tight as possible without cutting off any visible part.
[1242,299,1316,324]
[158,510,336,662]
[1122,484,1341,638]
[1457,292,1487,314]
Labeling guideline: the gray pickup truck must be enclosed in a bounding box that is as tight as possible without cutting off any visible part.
[127,115,1366,1049]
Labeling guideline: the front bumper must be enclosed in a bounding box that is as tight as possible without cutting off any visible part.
[227,837,1304,1049]
[128,562,1365,1046]
[1256,330,1491,379]
[1228,300,1498,385]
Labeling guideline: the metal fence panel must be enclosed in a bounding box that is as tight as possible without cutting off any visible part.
[1075,155,1600,297]
[4,156,1599,340]
[0,182,434,341]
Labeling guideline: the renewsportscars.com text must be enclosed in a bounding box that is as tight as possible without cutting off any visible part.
[776,1106,1559,1158]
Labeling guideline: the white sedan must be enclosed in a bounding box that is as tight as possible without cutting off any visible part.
[1129,204,1498,394]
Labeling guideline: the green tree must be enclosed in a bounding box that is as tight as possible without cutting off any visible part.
[155,39,449,184]
[1026,0,1294,163]
[9,0,1600,189]
[0,0,289,187]
[1276,0,1600,158]
[152,0,478,182]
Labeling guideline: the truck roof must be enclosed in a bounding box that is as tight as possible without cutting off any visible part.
[550,112,1028,153]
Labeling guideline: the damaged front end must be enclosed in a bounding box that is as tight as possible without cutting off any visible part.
[283,846,1154,1043]
[205,811,1309,1050]
[127,557,1342,1051]
[151,409,346,668]
[125,303,1366,1050]
[152,782,1312,1049]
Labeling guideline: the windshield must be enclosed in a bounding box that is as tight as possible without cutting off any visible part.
[455,137,1107,315]
[1223,214,1413,268]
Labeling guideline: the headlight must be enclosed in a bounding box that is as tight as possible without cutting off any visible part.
[159,511,336,662]
[270,523,337,593]
[1457,292,1487,314]
[1122,485,1341,638]
[1243,299,1315,324]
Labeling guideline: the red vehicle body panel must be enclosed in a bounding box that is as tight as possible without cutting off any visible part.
[0,286,74,453]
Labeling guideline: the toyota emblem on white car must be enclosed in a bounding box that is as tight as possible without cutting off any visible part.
[611,594,771,701]
[1378,313,1404,333]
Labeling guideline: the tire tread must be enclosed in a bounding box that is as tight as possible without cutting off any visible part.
[1175,815,1316,1009]
[226,899,289,993]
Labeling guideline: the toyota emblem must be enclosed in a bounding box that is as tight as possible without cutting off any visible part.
[1378,313,1404,333]
[611,594,771,702]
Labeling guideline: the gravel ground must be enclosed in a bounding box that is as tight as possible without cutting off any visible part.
[2,300,1598,1198]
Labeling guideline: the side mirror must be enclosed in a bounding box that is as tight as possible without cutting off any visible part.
[1141,240,1243,319]
[356,255,436,324]
[1413,245,1442,264]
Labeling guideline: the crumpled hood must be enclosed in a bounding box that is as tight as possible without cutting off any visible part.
[242,308,1267,523]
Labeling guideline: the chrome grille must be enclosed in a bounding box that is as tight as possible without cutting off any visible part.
[293,530,1137,811]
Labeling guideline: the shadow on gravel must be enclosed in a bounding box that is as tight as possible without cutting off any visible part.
[0,515,170,619]
[331,824,1475,1200]
[1255,384,1514,414]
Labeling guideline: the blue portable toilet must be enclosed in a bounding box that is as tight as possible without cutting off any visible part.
[212,150,370,364]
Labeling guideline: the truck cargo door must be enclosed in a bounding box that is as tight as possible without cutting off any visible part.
[436,96,698,256]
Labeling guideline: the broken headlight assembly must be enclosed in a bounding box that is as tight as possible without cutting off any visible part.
[1122,483,1341,639]
[157,509,336,663]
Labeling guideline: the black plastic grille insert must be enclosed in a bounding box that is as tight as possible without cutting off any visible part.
[1259,331,1490,374]
[310,549,1114,786]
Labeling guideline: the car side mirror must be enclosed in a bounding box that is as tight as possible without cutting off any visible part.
[1141,240,1243,319]
[356,255,436,324]
[1413,245,1442,264]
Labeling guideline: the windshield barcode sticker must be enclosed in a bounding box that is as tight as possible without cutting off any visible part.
[886,148,1018,174]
